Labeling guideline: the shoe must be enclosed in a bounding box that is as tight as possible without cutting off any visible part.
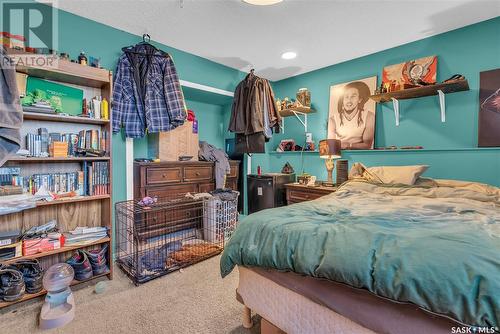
[84,245,108,275]
[66,250,93,281]
[0,266,25,302]
[13,259,44,294]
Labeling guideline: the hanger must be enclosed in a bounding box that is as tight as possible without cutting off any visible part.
[121,34,168,56]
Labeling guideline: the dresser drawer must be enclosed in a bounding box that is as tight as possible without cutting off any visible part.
[287,190,325,203]
[226,178,238,191]
[183,166,213,182]
[198,183,215,193]
[145,183,198,198]
[228,163,239,178]
[146,167,182,185]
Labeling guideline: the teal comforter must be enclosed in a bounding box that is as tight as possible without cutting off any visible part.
[220,179,500,327]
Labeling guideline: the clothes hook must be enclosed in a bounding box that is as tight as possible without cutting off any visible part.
[142,34,151,43]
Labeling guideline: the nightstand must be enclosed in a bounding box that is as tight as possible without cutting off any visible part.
[285,183,337,205]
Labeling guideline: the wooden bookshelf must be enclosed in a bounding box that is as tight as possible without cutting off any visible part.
[0,48,113,308]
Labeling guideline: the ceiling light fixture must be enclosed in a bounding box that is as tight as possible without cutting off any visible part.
[281,51,297,60]
[243,0,283,6]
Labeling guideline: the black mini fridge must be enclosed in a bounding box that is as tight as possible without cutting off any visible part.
[247,173,296,214]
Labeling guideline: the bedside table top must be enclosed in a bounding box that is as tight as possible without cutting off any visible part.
[285,183,337,192]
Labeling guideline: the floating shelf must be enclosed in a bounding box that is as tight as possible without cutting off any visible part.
[180,80,234,105]
[369,79,470,126]
[6,48,111,88]
[7,156,110,162]
[23,112,110,125]
[0,237,110,265]
[278,107,315,133]
[279,106,315,117]
[269,151,319,155]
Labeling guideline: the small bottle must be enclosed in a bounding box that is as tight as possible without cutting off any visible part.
[78,51,87,66]
[257,166,261,176]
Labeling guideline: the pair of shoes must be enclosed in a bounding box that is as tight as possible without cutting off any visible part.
[66,251,93,281]
[12,260,44,294]
[66,246,109,281]
[85,245,108,275]
[0,259,44,301]
[0,266,25,302]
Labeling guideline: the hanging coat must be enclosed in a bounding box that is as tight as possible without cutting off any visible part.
[112,44,186,138]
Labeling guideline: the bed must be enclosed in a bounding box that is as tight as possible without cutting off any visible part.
[220,175,500,333]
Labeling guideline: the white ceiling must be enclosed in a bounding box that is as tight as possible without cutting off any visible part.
[53,0,500,81]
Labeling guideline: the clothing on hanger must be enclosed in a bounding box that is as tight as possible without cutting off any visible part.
[0,46,22,166]
[228,71,280,153]
[112,39,186,138]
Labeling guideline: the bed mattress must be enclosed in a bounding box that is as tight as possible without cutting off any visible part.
[240,266,460,334]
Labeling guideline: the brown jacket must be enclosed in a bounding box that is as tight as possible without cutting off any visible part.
[228,73,281,135]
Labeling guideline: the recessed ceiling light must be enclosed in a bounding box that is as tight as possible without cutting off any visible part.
[243,0,283,6]
[281,51,297,60]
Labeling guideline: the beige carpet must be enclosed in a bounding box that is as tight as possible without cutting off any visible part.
[0,256,260,334]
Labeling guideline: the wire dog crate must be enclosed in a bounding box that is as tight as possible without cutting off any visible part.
[115,191,239,285]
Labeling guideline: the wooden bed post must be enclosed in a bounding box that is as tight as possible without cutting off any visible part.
[243,305,253,328]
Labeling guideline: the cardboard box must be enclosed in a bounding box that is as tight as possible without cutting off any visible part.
[148,121,199,161]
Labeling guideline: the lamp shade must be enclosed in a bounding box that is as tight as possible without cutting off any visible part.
[319,139,341,159]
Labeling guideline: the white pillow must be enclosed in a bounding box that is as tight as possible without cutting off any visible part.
[349,163,429,185]
[366,165,429,185]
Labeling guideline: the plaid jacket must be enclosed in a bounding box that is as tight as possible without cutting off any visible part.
[112,46,186,138]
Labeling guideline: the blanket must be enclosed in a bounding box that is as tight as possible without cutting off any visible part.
[220,179,500,327]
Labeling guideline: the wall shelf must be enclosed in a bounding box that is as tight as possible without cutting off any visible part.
[269,150,319,155]
[278,107,315,133]
[369,79,470,126]
[180,80,234,105]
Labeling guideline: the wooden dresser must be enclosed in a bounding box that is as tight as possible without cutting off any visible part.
[285,183,337,205]
[134,160,240,199]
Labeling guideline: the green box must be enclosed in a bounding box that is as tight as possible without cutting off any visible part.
[26,77,83,115]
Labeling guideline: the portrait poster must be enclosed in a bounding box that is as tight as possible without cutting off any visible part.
[328,76,377,149]
[478,68,500,147]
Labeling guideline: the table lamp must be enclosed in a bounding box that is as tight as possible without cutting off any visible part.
[319,139,341,187]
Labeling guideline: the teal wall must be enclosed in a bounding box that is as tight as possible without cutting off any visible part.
[44,6,244,207]
[251,17,500,186]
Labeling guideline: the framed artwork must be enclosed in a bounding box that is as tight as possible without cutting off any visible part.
[328,76,377,149]
[383,56,437,86]
[478,68,500,147]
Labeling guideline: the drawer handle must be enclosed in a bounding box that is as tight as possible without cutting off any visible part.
[186,212,191,217]
[162,173,167,178]
[195,172,201,176]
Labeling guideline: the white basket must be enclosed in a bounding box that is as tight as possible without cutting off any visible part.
[203,195,239,243]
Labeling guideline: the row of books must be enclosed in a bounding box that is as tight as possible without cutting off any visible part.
[24,128,109,157]
[83,161,110,196]
[24,172,81,195]
[0,167,21,186]
[4,161,109,196]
